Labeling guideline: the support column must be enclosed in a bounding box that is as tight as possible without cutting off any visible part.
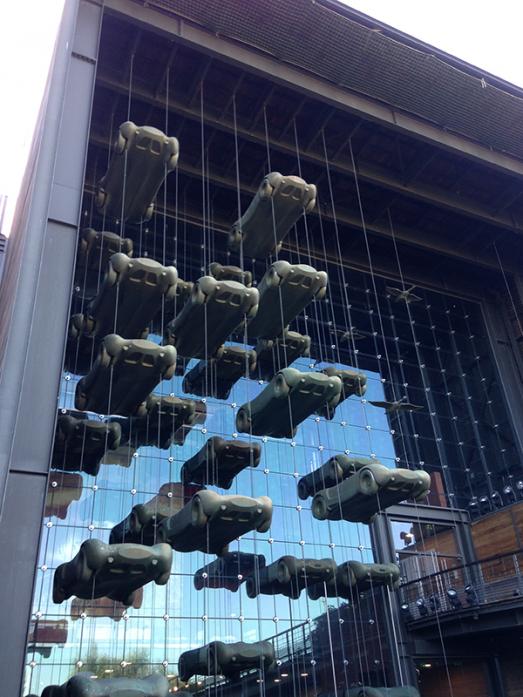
[371,513,419,688]
[0,2,103,693]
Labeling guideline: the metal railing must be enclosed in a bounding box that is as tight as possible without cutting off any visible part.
[399,549,523,622]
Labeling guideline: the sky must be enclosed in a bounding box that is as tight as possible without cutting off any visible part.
[1,0,523,237]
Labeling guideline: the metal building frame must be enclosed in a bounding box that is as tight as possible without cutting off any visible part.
[1,1,522,694]
[0,2,102,692]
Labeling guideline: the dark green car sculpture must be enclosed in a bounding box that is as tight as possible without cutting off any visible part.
[307,560,400,600]
[75,228,133,299]
[194,552,266,592]
[182,345,256,400]
[96,121,179,223]
[236,368,341,438]
[228,172,316,259]
[109,485,186,546]
[178,640,275,681]
[74,253,178,340]
[247,261,328,339]
[41,673,169,697]
[159,490,272,555]
[316,366,367,419]
[52,539,172,606]
[253,330,311,381]
[245,555,337,599]
[75,334,177,416]
[208,261,253,287]
[52,412,121,476]
[181,436,261,489]
[164,276,259,359]
[297,455,374,500]
[312,464,431,524]
[121,394,203,449]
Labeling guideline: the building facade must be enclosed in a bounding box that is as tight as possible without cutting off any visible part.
[1,2,523,696]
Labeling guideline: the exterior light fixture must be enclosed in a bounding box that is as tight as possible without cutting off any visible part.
[491,491,502,508]
[400,602,412,621]
[416,598,428,617]
[429,595,441,612]
[465,584,479,606]
[446,588,462,610]
[503,485,516,504]
[479,495,491,514]
[468,497,479,517]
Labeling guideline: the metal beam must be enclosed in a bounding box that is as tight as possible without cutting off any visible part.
[88,130,519,271]
[96,73,523,236]
[80,174,501,297]
[104,0,523,181]
[383,503,470,525]
[154,43,178,98]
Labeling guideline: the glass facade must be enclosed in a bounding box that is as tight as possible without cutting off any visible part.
[22,12,523,696]
[25,233,521,693]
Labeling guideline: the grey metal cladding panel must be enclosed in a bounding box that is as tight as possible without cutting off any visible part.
[0,1,79,504]
[74,0,102,60]
[0,471,46,695]
[150,0,523,160]
[10,222,77,474]
[49,57,97,226]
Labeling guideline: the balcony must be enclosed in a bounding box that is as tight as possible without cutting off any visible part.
[399,549,523,640]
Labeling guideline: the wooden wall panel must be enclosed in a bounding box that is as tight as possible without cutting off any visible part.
[402,527,459,562]
[471,507,519,559]
[510,505,523,549]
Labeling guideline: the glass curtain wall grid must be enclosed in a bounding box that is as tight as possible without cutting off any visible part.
[23,10,523,697]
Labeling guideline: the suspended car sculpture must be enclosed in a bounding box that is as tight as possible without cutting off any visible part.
[41,673,169,697]
[245,555,337,599]
[159,490,272,555]
[164,276,259,359]
[253,330,311,381]
[75,334,177,416]
[316,366,367,419]
[307,560,400,600]
[96,121,179,223]
[72,254,178,340]
[109,483,196,545]
[247,261,327,339]
[228,172,316,258]
[193,552,266,592]
[178,640,275,681]
[76,228,133,275]
[297,454,375,500]
[120,394,203,450]
[208,261,253,287]
[52,539,172,606]
[236,368,341,438]
[181,436,262,489]
[311,464,431,524]
[51,412,121,476]
[183,345,256,400]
